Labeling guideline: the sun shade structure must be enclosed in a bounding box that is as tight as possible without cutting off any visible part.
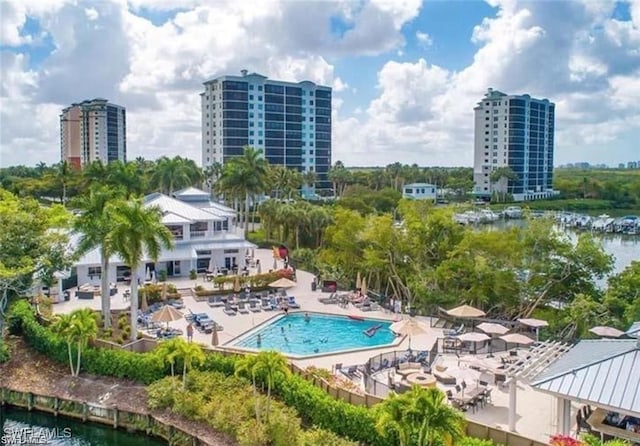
[268,277,297,288]
[446,304,486,318]
[458,332,491,343]
[518,318,549,328]
[390,318,430,337]
[501,333,535,345]
[151,305,183,327]
[589,326,625,338]
[477,322,509,335]
[532,339,640,433]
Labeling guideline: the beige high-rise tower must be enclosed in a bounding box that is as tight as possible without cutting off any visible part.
[60,98,126,168]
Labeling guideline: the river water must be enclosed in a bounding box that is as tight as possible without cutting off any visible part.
[1,406,166,446]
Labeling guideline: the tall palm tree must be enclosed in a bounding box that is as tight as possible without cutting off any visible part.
[154,337,183,377]
[73,186,119,328]
[258,199,280,240]
[150,156,203,195]
[252,351,290,422]
[106,161,145,198]
[375,386,465,446]
[82,160,109,188]
[302,170,317,191]
[56,161,74,205]
[234,354,261,420]
[107,199,173,339]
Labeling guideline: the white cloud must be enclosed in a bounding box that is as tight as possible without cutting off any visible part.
[415,30,432,46]
[0,0,638,168]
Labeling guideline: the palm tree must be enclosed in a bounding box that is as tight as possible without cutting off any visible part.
[375,386,465,446]
[106,161,145,198]
[302,170,317,191]
[51,309,98,376]
[70,308,98,376]
[150,156,203,195]
[234,354,261,420]
[51,313,76,376]
[56,161,74,205]
[252,351,290,421]
[107,199,173,339]
[178,339,205,388]
[258,199,281,240]
[490,166,518,203]
[154,337,183,377]
[82,160,109,188]
[73,186,119,328]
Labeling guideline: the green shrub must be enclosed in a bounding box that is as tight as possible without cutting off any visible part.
[158,270,167,282]
[301,427,359,446]
[237,418,269,446]
[0,341,10,364]
[459,438,500,446]
[147,377,180,409]
[189,270,197,280]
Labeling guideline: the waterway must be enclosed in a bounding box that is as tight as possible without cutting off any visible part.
[1,406,166,446]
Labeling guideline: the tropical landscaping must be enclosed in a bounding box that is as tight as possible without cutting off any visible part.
[1,150,640,445]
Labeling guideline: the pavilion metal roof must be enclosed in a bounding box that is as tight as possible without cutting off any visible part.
[531,340,640,417]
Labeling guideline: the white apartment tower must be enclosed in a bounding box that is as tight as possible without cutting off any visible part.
[473,88,556,201]
[60,98,126,168]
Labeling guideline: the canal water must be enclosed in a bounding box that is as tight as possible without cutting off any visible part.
[1,406,166,446]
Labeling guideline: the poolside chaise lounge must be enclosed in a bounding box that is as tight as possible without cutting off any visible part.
[261,297,273,311]
[318,293,338,304]
[237,301,250,314]
[287,296,301,309]
[248,300,261,312]
[444,324,465,337]
[208,296,224,307]
[223,302,237,316]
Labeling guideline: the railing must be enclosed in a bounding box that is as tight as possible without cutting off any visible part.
[0,388,210,446]
[189,230,207,239]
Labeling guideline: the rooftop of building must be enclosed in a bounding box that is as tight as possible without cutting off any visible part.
[203,70,331,89]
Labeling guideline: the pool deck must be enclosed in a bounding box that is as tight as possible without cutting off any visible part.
[52,248,565,442]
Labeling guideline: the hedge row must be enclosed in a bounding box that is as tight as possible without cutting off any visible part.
[7,300,386,445]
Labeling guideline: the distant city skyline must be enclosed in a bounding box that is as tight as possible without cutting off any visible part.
[1,0,638,168]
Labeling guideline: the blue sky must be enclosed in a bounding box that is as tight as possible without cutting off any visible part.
[1,0,639,167]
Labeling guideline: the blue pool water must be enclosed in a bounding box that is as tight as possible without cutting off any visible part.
[233,313,396,356]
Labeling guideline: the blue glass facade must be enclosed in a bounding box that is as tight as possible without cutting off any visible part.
[204,73,332,193]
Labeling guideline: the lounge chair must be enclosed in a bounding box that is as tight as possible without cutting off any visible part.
[237,301,250,314]
[248,300,261,312]
[444,323,465,337]
[318,293,338,304]
[261,297,273,311]
[287,296,300,309]
[223,302,237,316]
[208,296,223,307]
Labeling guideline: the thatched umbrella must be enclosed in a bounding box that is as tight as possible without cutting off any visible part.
[390,318,430,351]
[500,333,534,346]
[477,322,509,335]
[518,317,548,341]
[161,282,167,301]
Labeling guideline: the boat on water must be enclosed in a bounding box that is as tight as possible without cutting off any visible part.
[503,206,522,219]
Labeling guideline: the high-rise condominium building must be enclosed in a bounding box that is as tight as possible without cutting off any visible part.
[60,98,126,168]
[201,70,332,194]
[473,88,556,201]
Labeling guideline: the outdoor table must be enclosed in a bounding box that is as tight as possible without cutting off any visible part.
[405,372,437,388]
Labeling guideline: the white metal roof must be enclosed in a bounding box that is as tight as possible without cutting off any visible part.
[161,212,193,225]
[145,194,224,221]
[532,340,640,417]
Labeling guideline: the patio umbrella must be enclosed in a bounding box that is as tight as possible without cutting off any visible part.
[500,333,534,346]
[141,289,148,312]
[458,332,491,343]
[518,318,549,329]
[518,318,548,342]
[477,322,509,335]
[446,304,486,318]
[361,277,368,296]
[211,326,219,346]
[145,266,151,282]
[151,304,183,328]
[208,257,217,273]
[589,326,625,338]
[268,277,297,288]
[390,318,430,351]
[161,282,167,301]
[233,275,241,293]
[356,272,362,290]
[390,319,430,337]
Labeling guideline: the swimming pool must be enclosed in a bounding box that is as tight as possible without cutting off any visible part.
[231,312,397,356]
